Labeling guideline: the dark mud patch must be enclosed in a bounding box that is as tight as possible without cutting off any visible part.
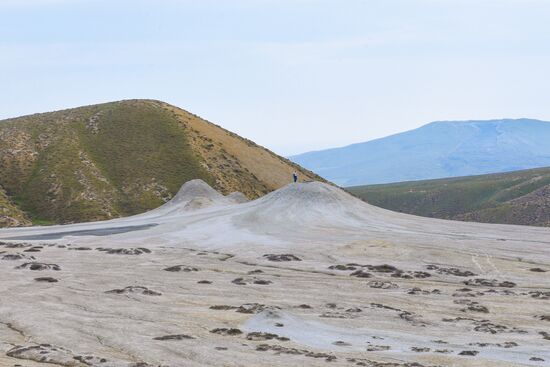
[350,270,372,278]
[246,332,289,341]
[7,343,151,366]
[0,242,29,248]
[15,262,60,271]
[331,263,431,279]
[68,246,92,251]
[248,269,264,274]
[368,281,398,289]
[426,265,476,277]
[443,317,527,334]
[469,341,517,348]
[320,312,361,319]
[452,287,482,298]
[454,299,489,313]
[370,303,425,326]
[237,303,268,314]
[263,254,302,262]
[23,246,43,253]
[458,350,479,356]
[232,277,272,286]
[7,344,109,367]
[329,264,357,271]
[210,303,268,314]
[320,305,362,319]
[256,344,336,362]
[368,264,398,273]
[463,278,516,288]
[74,355,110,364]
[413,347,433,353]
[210,305,238,311]
[210,328,243,336]
[365,344,391,351]
[164,265,199,272]
[333,341,351,346]
[105,286,161,296]
[408,287,441,295]
[1,253,35,261]
[347,357,433,366]
[97,247,152,255]
[529,291,550,300]
[153,334,195,341]
[396,271,431,279]
[34,277,58,283]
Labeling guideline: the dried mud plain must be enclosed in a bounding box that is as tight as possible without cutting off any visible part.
[0,181,549,367]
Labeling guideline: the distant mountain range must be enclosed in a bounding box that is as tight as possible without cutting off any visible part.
[0,100,321,227]
[290,119,550,186]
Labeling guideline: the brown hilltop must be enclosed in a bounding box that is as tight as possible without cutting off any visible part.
[0,99,322,227]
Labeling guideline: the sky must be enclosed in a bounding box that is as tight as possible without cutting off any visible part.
[1,0,550,155]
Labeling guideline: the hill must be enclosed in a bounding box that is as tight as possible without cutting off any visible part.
[0,99,321,227]
[348,166,550,226]
[0,186,30,227]
[290,119,550,186]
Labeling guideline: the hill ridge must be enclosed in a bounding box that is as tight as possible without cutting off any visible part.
[0,99,322,227]
[290,118,550,186]
[348,166,550,227]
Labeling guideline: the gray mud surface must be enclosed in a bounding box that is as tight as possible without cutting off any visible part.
[1,181,549,366]
[5,224,158,240]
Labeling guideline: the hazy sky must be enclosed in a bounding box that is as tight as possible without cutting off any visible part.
[1,0,550,155]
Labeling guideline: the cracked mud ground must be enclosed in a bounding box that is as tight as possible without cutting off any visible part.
[0,181,549,367]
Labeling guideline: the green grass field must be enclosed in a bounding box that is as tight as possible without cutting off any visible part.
[348,167,550,227]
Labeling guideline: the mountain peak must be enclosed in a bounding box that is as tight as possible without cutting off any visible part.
[425,118,549,127]
[291,118,550,186]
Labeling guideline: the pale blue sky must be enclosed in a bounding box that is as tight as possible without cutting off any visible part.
[1,0,550,155]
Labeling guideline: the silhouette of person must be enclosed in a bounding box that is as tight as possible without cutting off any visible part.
[292,172,298,183]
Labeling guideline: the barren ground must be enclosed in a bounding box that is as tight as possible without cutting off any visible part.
[1,181,549,367]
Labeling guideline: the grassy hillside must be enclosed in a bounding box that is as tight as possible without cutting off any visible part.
[348,167,550,227]
[0,100,321,227]
[0,186,31,227]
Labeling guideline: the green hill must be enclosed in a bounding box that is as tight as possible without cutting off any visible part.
[0,186,30,227]
[0,100,321,227]
[348,167,550,227]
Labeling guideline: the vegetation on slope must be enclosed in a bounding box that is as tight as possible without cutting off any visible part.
[348,167,550,227]
[0,100,321,227]
[0,186,30,227]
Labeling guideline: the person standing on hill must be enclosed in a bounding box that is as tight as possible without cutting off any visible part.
[292,172,298,183]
